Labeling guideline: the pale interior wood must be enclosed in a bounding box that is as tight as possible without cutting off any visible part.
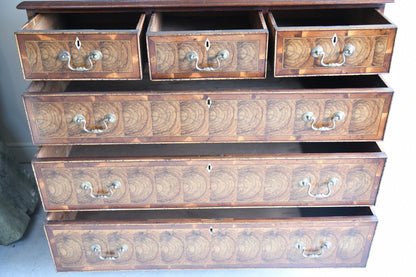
[28,75,388,93]
[149,12,162,33]
[35,142,381,159]
[46,211,77,221]
[272,8,392,27]
[22,13,64,30]
[135,13,145,30]
[256,11,268,30]
[27,81,70,93]
[36,146,72,158]
[151,11,265,32]
[46,207,374,223]
[23,13,143,30]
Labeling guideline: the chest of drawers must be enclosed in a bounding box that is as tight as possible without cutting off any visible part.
[15,0,396,272]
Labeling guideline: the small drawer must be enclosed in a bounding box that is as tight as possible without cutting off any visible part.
[146,11,268,80]
[15,13,145,80]
[23,75,393,145]
[33,142,385,211]
[268,8,397,77]
[45,207,377,271]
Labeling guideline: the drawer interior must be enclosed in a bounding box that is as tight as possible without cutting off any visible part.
[47,206,375,223]
[271,8,392,27]
[36,142,382,159]
[22,13,143,31]
[149,11,266,32]
[39,75,388,93]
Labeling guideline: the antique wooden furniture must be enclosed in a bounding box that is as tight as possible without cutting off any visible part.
[146,11,268,80]
[23,76,392,144]
[33,143,386,211]
[45,207,377,271]
[16,13,146,80]
[15,0,396,272]
[268,8,396,76]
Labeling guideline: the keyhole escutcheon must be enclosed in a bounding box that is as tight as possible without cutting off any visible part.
[332,34,338,46]
[205,38,211,51]
[75,37,81,50]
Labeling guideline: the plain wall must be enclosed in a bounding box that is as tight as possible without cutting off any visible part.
[0,0,36,162]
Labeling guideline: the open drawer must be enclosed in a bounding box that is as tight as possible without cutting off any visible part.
[146,11,268,80]
[45,207,377,271]
[23,75,393,145]
[15,13,145,80]
[33,142,385,211]
[268,8,397,77]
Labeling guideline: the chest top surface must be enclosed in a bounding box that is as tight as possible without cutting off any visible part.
[17,0,394,10]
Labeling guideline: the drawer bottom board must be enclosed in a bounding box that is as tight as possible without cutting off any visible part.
[45,207,377,272]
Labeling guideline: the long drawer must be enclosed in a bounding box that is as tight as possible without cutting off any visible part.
[268,8,396,77]
[33,142,385,211]
[23,75,393,145]
[15,13,145,80]
[45,207,377,272]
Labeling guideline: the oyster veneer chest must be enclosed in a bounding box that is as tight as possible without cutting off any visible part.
[15,0,396,272]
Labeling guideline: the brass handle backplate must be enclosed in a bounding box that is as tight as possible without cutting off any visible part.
[58,50,102,72]
[81,181,121,199]
[311,45,355,67]
[73,113,116,134]
[91,244,128,261]
[299,177,339,199]
[295,241,331,258]
[186,50,229,72]
[302,111,345,131]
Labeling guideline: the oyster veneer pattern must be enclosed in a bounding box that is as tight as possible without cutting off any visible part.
[16,13,145,80]
[146,10,268,80]
[272,28,396,77]
[33,155,385,210]
[24,91,391,144]
[148,38,265,79]
[46,218,376,271]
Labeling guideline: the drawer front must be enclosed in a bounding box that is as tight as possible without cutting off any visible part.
[23,91,392,145]
[269,11,396,76]
[147,33,268,80]
[15,14,145,80]
[146,12,268,80]
[45,213,377,271]
[33,150,385,211]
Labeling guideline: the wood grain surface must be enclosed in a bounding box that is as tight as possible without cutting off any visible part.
[146,12,268,80]
[17,1,393,10]
[23,88,392,144]
[44,209,377,271]
[269,10,396,76]
[32,143,385,210]
[15,13,145,80]
[15,0,394,273]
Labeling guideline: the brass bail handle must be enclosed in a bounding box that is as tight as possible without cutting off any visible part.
[302,111,345,131]
[311,45,355,67]
[81,181,122,199]
[73,113,116,134]
[58,50,103,72]
[91,244,128,261]
[186,50,230,72]
[299,177,339,199]
[295,241,331,258]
